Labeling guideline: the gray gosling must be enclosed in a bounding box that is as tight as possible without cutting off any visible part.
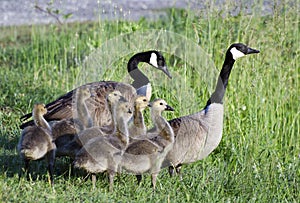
[119,98,174,190]
[18,103,56,185]
[128,95,150,138]
[53,86,93,157]
[73,99,132,191]
[63,91,125,158]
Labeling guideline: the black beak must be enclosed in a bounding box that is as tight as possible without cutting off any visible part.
[160,66,172,79]
[165,105,174,111]
[246,47,260,55]
[148,104,152,107]
[128,109,132,114]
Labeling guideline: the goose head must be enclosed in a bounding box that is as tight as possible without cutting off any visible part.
[228,43,260,60]
[148,51,172,79]
[128,51,172,101]
[134,96,150,112]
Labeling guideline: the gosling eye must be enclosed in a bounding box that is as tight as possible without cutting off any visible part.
[143,99,147,102]
[160,102,163,105]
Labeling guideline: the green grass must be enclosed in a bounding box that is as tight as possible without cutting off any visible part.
[0,3,299,202]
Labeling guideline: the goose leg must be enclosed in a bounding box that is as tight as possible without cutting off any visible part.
[168,164,183,180]
[175,164,183,181]
[136,175,142,185]
[168,166,175,177]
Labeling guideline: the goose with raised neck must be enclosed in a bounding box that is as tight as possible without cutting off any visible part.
[20,51,171,129]
[163,43,259,177]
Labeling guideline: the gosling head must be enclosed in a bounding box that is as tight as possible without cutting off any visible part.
[134,96,150,112]
[107,90,124,105]
[228,43,260,60]
[32,103,47,120]
[77,86,92,100]
[149,98,174,114]
[116,100,133,122]
[148,51,172,79]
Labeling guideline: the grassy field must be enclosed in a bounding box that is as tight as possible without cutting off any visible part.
[0,4,299,203]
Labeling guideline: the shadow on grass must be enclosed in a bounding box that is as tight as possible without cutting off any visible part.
[0,136,87,182]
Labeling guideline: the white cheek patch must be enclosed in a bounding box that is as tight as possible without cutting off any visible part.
[230,47,245,60]
[149,52,158,68]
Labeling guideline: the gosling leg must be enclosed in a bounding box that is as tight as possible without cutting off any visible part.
[136,175,142,185]
[91,173,96,189]
[151,173,158,190]
[46,149,56,185]
[108,170,115,192]
[19,159,30,181]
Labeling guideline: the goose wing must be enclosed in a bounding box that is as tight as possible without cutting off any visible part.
[125,139,162,155]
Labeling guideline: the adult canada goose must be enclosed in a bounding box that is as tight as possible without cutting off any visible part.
[120,99,175,190]
[73,98,132,191]
[128,96,149,138]
[20,51,171,129]
[59,91,125,158]
[17,104,56,185]
[163,43,259,177]
[53,86,93,157]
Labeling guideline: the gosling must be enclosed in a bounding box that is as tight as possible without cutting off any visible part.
[128,95,150,138]
[18,103,56,185]
[53,86,93,157]
[62,90,125,158]
[73,99,132,191]
[119,98,175,190]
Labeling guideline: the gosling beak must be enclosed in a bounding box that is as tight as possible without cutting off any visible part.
[128,109,132,114]
[148,103,152,107]
[160,66,172,79]
[165,105,174,111]
[246,47,260,55]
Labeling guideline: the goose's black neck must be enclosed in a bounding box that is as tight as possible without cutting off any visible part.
[204,53,235,109]
[128,52,151,89]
